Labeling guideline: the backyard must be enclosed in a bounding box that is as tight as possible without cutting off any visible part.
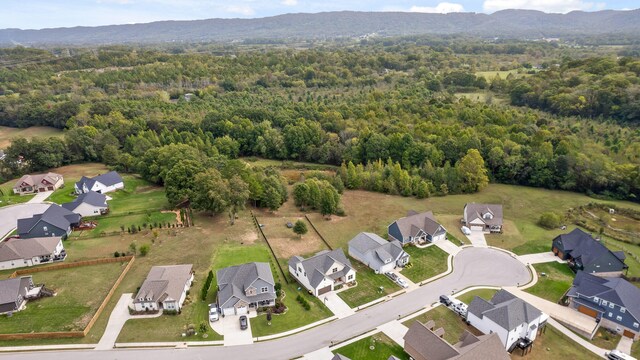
[511,325,600,360]
[524,262,574,303]
[337,260,400,308]
[402,305,479,345]
[332,332,408,360]
[402,245,449,283]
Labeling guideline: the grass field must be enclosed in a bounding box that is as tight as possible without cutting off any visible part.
[332,332,408,360]
[455,288,498,305]
[475,69,533,80]
[0,180,33,206]
[402,246,449,283]
[512,325,600,360]
[0,262,126,334]
[403,305,481,345]
[337,260,400,308]
[524,262,574,303]
[0,126,64,149]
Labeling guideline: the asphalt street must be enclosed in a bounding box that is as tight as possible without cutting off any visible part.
[0,203,51,239]
[0,246,530,360]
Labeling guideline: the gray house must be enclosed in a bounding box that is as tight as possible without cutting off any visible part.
[62,191,109,217]
[388,210,447,245]
[0,276,37,314]
[216,262,276,316]
[17,204,81,239]
[567,271,640,339]
[552,228,627,277]
[463,203,503,233]
[289,249,356,297]
[133,264,194,313]
[348,232,409,274]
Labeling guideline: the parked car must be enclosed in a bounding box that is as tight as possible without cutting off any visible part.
[239,315,248,330]
[605,350,636,360]
[439,295,452,306]
[385,272,399,281]
[396,277,409,288]
[461,226,471,235]
[208,304,219,322]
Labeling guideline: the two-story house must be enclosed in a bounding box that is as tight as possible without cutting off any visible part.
[466,289,548,351]
[463,203,503,233]
[216,262,276,315]
[0,276,38,314]
[288,249,356,297]
[0,237,66,270]
[13,172,64,195]
[567,271,640,339]
[133,264,194,313]
[348,232,409,274]
[552,228,627,277]
[75,171,124,194]
[388,210,447,245]
[17,204,81,239]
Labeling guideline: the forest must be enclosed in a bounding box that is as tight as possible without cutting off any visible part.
[0,39,638,203]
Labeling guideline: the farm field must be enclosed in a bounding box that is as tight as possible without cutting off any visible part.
[332,332,408,360]
[0,262,126,334]
[0,126,64,149]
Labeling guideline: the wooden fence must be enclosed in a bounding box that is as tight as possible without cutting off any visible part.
[304,214,333,250]
[0,256,135,340]
[250,210,289,284]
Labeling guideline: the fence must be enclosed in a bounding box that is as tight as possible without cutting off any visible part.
[0,256,135,340]
[250,210,289,284]
[304,214,333,250]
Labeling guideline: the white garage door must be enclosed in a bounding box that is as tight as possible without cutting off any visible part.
[470,225,484,231]
[236,306,248,315]
[222,307,235,316]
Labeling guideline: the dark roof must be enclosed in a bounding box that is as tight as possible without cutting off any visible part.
[553,228,626,272]
[468,289,543,331]
[288,249,353,288]
[17,204,80,234]
[569,271,640,322]
[331,355,351,360]
[216,262,275,308]
[391,211,446,238]
[0,276,32,306]
[349,232,407,269]
[464,203,503,226]
[76,171,123,189]
[61,191,108,211]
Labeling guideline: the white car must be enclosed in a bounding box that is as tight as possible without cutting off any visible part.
[606,350,636,360]
[208,304,219,322]
[396,277,409,289]
[461,226,471,235]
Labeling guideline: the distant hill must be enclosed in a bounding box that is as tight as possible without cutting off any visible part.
[1,9,640,46]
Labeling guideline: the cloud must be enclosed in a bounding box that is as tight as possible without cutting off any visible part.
[410,2,465,14]
[224,4,255,16]
[281,0,298,5]
[483,0,607,13]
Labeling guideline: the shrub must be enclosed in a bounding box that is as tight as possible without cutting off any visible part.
[139,244,150,256]
[114,251,120,258]
[199,322,208,333]
[539,211,561,229]
[201,270,214,301]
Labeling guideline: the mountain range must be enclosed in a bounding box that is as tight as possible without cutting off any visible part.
[1,9,640,46]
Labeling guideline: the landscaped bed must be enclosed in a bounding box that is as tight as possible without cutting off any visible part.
[337,259,400,308]
[524,262,574,303]
[332,332,408,360]
[402,245,449,283]
[0,261,127,334]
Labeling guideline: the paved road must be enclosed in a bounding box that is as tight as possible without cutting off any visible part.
[0,247,530,360]
[0,203,51,239]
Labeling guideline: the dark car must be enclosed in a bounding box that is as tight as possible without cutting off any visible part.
[439,295,452,306]
[239,315,248,330]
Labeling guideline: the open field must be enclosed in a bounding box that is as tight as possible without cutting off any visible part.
[0,262,126,334]
[455,288,498,305]
[332,332,408,360]
[475,69,533,80]
[0,126,64,149]
[403,305,482,345]
[525,262,574,303]
[454,91,507,105]
[601,235,640,278]
[402,246,449,283]
[255,212,329,262]
[511,325,600,360]
[337,259,400,308]
[309,185,640,257]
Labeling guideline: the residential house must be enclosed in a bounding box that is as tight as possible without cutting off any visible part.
[17,204,81,239]
[466,289,548,351]
[552,228,627,277]
[348,232,409,274]
[61,191,109,217]
[13,172,64,195]
[462,203,503,233]
[566,271,640,339]
[0,276,40,314]
[133,264,194,312]
[0,237,65,270]
[74,171,124,194]
[288,249,356,297]
[388,210,447,245]
[403,320,509,360]
[216,262,276,315]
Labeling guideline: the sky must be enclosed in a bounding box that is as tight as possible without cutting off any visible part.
[1,0,638,30]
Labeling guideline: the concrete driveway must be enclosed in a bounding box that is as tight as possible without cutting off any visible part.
[465,230,487,247]
[1,247,531,360]
[28,191,53,204]
[321,292,354,319]
[215,314,253,346]
[0,203,51,239]
[435,239,461,256]
[518,252,564,265]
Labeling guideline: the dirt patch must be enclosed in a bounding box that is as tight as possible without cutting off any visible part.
[257,216,329,259]
[240,231,258,244]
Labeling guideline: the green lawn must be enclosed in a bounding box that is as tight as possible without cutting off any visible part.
[0,262,127,333]
[0,179,34,207]
[403,306,476,345]
[332,332,408,360]
[524,262,574,303]
[0,126,63,149]
[402,245,449,283]
[455,288,498,305]
[337,259,400,308]
[513,325,600,360]
[589,327,621,351]
[70,212,177,238]
[633,338,640,359]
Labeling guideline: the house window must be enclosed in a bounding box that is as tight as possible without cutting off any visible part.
[601,300,607,306]
[617,316,623,321]
[261,287,268,293]
[347,275,353,280]
[609,312,613,317]
[609,303,615,309]
[43,226,48,232]
[621,308,626,313]
[332,268,338,273]
[634,323,639,328]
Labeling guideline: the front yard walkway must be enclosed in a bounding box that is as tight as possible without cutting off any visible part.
[465,231,487,247]
[435,239,461,256]
[322,292,355,319]
[617,335,633,355]
[377,320,409,347]
[518,251,565,265]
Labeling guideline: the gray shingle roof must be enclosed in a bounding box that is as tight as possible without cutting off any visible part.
[61,191,108,211]
[464,203,503,226]
[0,237,61,262]
[468,289,542,331]
[392,211,446,238]
[76,171,123,189]
[14,173,62,189]
[216,262,275,308]
[349,232,407,270]
[569,271,640,322]
[17,204,81,234]
[0,277,33,307]
[288,249,353,288]
[331,355,351,360]
[134,265,193,304]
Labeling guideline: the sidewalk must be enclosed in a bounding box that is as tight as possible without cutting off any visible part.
[547,318,608,358]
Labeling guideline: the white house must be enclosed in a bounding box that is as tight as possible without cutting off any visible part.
[348,232,409,274]
[133,264,194,312]
[0,237,65,270]
[466,290,548,351]
[61,191,109,217]
[288,249,356,297]
[75,171,124,195]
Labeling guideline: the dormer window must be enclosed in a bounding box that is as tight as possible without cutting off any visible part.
[43,226,48,232]
[332,268,338,273]
[483,212,493,220]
